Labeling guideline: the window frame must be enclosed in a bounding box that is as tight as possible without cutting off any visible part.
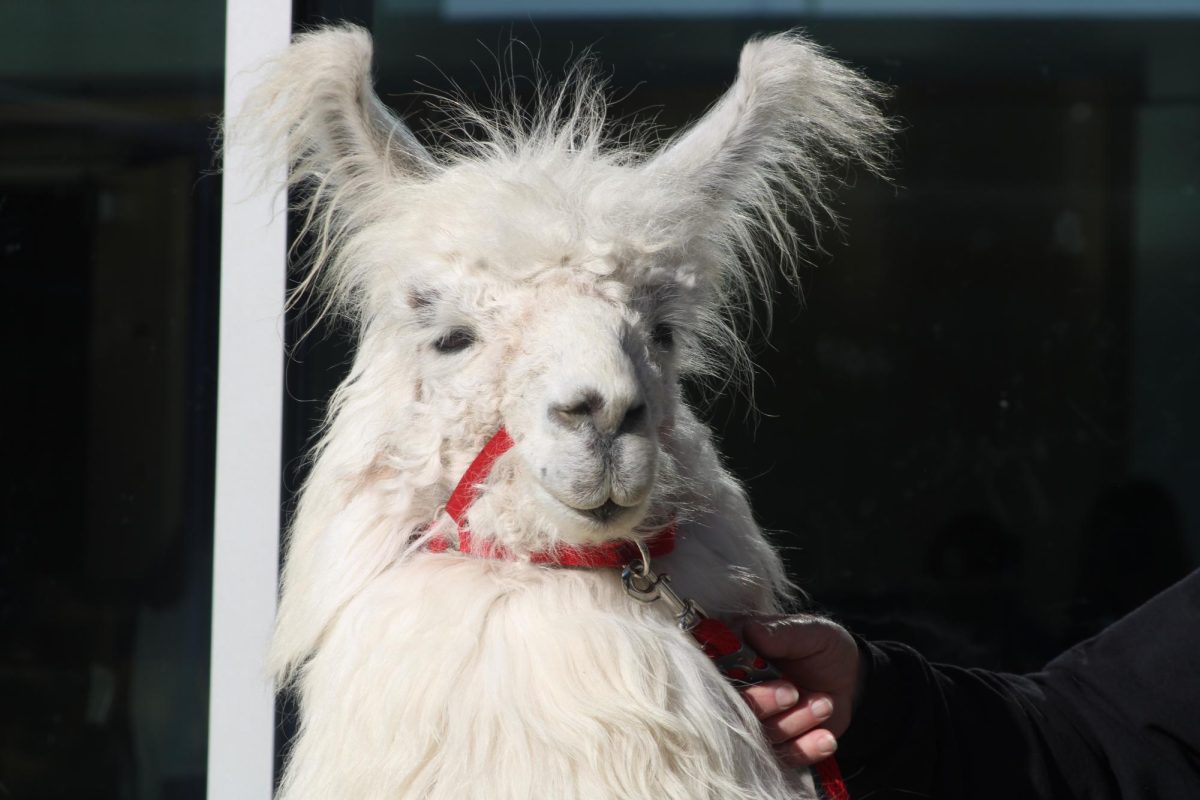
[207,1,292,797]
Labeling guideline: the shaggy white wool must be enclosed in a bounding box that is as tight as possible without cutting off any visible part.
[230,23,889,799]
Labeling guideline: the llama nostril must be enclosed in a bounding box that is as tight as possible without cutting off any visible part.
[618,402,647,435]
[551,391,603,428]
[550,391,647,436]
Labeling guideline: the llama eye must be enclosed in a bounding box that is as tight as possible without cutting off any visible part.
[433,327,477,354]
[650,322,675,349]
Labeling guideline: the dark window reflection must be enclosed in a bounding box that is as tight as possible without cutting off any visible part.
[1,5,223,798]
[287,6,1199,681]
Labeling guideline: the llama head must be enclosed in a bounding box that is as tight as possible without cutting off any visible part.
[235,25,888,675]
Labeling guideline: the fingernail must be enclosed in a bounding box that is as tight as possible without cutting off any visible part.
[811,698,833,719]
[817,733,838,756]
[775,684,800,709]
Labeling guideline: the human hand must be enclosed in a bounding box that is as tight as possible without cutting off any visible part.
[739,615,861,767]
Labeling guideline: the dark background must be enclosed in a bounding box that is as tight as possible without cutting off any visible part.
[1,3,224,798]
[290,1,1200,676]
[2,0,1198,797]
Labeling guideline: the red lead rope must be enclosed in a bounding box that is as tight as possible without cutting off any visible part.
[426,428,850,800]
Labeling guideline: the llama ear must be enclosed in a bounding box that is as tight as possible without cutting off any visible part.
[645,31,890,232]
[232,23,434,195]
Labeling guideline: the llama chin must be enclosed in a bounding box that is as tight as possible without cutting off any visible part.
[231,22,890,799]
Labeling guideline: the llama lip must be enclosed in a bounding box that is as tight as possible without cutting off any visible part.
[532,479,638,526]
[578,499,631,525]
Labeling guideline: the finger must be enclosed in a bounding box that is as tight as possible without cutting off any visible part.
[744,616,837,662]
[741,681,801,719]
[761,695,834,744]
[774,728,839,768]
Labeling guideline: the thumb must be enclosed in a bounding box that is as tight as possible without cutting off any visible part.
[744,614,839,662]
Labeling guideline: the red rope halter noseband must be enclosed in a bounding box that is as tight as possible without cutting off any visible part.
[426,427,676,567]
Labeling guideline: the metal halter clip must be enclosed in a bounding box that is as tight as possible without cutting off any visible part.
[620,540,705,632]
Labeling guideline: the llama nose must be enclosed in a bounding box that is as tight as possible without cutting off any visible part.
[551,390,647,437]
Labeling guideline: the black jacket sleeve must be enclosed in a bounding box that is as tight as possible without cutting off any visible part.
[834,569,1200,799]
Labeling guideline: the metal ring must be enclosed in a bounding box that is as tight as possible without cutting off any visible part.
[620,559,662,603]
[630,538,651,577]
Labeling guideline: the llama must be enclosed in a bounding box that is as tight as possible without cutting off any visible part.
[236,23,889,799]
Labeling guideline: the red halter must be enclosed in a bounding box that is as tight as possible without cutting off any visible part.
[426,427,676,567]
[424,427,851,800]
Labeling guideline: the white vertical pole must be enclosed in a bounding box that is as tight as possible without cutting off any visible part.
[209,2,291,798]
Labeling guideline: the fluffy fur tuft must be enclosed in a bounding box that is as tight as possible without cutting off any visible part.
[650,32,893,379]
[229,23,889,800]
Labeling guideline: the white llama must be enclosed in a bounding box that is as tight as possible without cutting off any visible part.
[237,23,889,799]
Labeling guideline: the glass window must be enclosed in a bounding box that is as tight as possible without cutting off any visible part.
[1,3,224,797]
[288,0,1200,678]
